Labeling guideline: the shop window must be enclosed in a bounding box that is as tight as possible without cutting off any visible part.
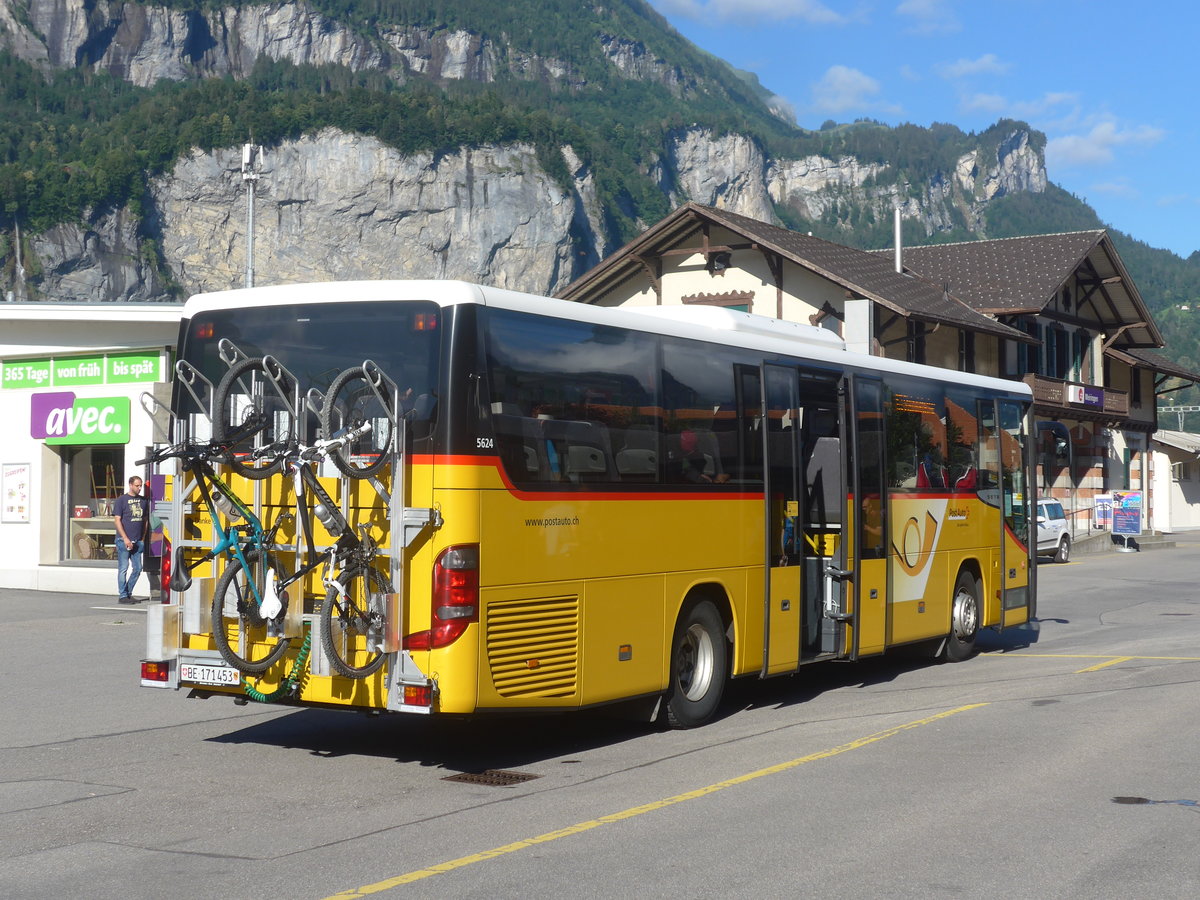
[65,446,124,561]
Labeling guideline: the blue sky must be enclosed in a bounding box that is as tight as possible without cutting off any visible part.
[647,0,1199,259]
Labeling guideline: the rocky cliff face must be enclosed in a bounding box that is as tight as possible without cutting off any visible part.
[666,127,1047,239]
[0,0,1049,302]
[152,130,601,298]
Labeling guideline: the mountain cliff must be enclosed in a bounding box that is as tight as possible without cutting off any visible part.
[0,0,1080,304]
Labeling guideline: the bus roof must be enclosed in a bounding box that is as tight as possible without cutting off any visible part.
[184,280,1032,398]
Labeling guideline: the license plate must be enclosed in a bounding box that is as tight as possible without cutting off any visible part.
[179,662,241,686]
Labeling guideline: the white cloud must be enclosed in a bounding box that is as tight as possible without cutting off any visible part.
[961,91,1079,120]
[1047,118,1166,169]
[811,65,902,115]
[961,92,1008,114]
[768,94,799,123]
[895,0,960,34]
[938,53,1009,80]
[1090,180,1140,199]
[651,0,848,24]
[1156,194,1197,208]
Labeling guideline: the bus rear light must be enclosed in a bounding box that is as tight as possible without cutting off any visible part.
[431,545,478,646]
[403,685,433,707]
[141,660,170,682]
[404,545,480,651]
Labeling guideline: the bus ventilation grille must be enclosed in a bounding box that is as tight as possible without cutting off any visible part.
[442,769,541,787]
[486,595,580,698]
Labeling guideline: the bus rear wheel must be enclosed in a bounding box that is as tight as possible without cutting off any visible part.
[665,600,727,729]
[942,570,980,662]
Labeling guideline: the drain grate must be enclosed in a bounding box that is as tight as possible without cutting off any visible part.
[443,769,541,787]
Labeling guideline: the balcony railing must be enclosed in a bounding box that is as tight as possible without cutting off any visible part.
[1022,374,1129,417]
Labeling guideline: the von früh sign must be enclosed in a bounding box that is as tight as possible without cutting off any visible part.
[2,352,164,389]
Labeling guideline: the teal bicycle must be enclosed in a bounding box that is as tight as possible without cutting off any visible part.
[139,424,294,675]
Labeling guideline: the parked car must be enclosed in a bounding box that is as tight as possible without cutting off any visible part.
[1036,498,1070,563]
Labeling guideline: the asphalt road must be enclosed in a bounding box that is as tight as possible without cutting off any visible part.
[3,539,1200,899]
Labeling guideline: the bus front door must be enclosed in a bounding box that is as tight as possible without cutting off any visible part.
[761,365,844,674]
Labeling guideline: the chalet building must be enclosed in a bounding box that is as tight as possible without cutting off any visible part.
[559,202,1200,531]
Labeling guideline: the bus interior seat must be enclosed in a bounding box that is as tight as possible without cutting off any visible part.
[805,435,841,525]
[616,447,657,476]
[616,426,658,479]
[541,419,615,482]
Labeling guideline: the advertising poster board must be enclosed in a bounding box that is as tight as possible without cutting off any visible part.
[1094,494,1113,530]
[2,462,31,523]
[1111,490,1143,536]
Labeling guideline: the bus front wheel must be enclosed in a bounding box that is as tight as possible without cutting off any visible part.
[942,570,980,662]
[664,600,727,729]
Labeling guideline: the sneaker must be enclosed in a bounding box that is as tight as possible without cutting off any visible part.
[118,596,138,604]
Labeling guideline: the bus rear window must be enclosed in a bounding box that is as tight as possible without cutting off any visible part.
[178,300,441,434]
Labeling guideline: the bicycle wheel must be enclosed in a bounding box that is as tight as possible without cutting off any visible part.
[320,366,395,479]
[320,563,391,678]
[211,549,291,674]
[213,357,297,479]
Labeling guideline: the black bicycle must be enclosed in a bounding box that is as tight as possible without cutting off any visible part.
[248,427,393,679]
[212,353,300,480]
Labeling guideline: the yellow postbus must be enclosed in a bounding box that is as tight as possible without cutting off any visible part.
[142,280,1035,728]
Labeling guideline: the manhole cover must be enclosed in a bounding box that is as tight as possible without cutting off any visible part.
[443,769,541,787]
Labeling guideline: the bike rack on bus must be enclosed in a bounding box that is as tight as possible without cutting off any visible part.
[141,347,439,706]
[339,359,440,710]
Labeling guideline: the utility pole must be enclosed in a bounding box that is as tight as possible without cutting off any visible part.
[241,143,263,289]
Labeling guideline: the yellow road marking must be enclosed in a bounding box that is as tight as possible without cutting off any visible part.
[322,703,987,898]
[1075,656,1133,673]
[984,653,1200,662]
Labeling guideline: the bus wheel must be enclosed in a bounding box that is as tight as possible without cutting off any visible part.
[943,571,980,662]
[665,600,727,728]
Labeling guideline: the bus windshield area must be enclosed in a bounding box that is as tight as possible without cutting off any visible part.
[178,300,442,433]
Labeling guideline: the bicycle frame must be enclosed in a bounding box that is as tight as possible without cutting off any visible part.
[272,454,378,600]
[167,453,284,609]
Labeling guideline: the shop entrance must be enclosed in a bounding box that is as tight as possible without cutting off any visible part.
[64,446,124,561]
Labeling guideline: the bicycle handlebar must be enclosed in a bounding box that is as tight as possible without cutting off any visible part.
[136,416,270,466]
[248,422,373,463]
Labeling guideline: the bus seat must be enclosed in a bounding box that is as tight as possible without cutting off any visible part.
[568,445,607,475]
[806,435,841,525]
[692,428,723,478]
[616,426,658,479]
[616,447,657,475]
[541,419,615,482]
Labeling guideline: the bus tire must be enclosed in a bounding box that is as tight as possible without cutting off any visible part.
[942,570,980,663]
[665,600,727,729]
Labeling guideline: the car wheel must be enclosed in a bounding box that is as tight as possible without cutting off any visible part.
[1055,534,1071,564]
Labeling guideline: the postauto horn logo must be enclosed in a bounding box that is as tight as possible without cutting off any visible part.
[31,392,131,445]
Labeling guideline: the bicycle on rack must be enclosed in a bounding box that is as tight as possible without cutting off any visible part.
[212,349,301,481]
[247,426,394,679]
[138,426,294,676]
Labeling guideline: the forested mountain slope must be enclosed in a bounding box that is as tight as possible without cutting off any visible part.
[1,0,1197,374]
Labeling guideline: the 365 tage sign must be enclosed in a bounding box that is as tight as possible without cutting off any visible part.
[3,352,164,389]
